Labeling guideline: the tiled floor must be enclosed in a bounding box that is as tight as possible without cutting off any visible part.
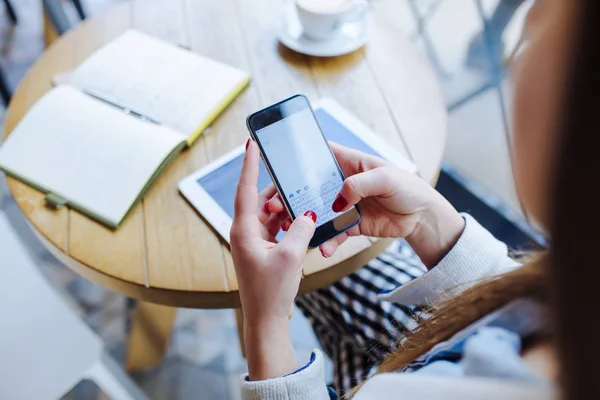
[0,0,533,399]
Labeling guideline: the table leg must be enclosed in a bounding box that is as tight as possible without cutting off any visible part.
[235,308,246,358]
[125,301,177,372]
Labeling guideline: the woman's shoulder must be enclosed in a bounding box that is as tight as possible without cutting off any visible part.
[354,373,555,400]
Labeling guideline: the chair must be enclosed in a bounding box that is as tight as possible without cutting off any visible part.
[72,0,86,20]
[0,0,87,104]
[0,66,11,105]
[0,0,17,105]
[0,211,150,400]
[42,0,87,46]
[2,0,16,24]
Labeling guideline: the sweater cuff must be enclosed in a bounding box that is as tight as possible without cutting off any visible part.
[379,214,519,306]
[241,350,331,400]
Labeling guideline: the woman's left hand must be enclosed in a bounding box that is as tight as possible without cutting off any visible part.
[230,140,316,380]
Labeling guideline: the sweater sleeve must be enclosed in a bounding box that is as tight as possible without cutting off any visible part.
[379,213,520,305]
[240,350,333,400]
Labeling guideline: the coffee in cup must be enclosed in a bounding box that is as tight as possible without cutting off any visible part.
[295,0,369,41]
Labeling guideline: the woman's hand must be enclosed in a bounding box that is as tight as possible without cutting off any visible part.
[230,140,316,380]
[265,142,465,268]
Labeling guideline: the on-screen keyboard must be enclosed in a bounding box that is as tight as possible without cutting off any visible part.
[288,178,342,226]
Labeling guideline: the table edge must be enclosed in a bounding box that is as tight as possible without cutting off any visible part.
[36,226,395,308]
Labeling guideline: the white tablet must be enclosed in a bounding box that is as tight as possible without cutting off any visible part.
[178,98,417,243]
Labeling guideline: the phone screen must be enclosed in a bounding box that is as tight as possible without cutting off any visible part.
[255,108,344,226]
[248,95,361,247]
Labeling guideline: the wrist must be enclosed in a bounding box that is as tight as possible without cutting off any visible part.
[407,197,465,269]
[244,316,300,380]
[244,314,290,333]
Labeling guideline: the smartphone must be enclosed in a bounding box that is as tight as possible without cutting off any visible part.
[246,94,361,248]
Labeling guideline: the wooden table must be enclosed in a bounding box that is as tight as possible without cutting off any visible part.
[4,0,446,371]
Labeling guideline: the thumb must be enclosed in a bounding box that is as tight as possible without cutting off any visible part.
[277,213,316,259]
[333,167,396,212]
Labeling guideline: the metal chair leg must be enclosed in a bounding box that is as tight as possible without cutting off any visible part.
[3,0,17,24]
[71,0,86,20]
[0,68,12,105]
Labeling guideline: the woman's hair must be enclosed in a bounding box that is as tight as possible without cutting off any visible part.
[375,255,548,375]
[345,255,548,397]
[346,0,600,398]
[549,0,600,398]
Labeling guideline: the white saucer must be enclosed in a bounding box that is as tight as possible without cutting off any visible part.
[277,4,369,57]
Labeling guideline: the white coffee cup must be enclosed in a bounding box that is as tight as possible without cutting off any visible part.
[295,0,369,41]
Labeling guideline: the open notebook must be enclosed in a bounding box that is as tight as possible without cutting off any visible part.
[68,30,250,145]
[0,30,249,229]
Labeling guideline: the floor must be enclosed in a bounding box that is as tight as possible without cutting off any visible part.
[0,0,535,399]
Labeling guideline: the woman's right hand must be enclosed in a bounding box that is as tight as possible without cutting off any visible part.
[267,142,465,268]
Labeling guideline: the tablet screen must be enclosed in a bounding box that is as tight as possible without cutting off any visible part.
[197,108,384,219]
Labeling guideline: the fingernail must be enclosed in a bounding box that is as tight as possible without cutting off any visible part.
[320,248,328,258]
[304,210,317,223]
[282,220,290,231]
[263,202,270,213]
[245,139,251,150]
[332,195,348,213]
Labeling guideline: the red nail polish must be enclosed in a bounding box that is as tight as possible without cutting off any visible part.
[332,195,348,213]
[282,220,290,231]
[320,248,328,258]
[304,210,317,223]
[263,202,270,213]
[245,139,251,150]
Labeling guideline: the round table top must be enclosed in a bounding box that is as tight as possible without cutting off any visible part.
[4,0,447,308]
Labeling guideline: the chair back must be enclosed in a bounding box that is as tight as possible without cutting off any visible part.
[42,0,74,36]
[0,211,102,399]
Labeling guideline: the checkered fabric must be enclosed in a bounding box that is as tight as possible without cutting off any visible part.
[296,239,428,395]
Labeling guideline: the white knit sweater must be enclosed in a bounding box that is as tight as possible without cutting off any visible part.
[240,215,555,400]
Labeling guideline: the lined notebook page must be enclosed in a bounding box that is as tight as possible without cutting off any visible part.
[69,30,249,139]
[0,86,186,226]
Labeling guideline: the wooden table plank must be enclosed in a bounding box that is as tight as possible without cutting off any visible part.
[308,50,411,160]
[233,0,319,104]
[187,0,258,158]
[132,0,189,47]
[365,4,447,184]
[69,210,147,285]
[186,0,265,291]
[132,0,230,292]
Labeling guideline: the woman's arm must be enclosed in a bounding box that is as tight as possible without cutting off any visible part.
[404,192,465,268]
[231,141,331,399]
[240,350,332,400]
[380,214,521,305]
[231,142,508,398]
[244,317,298,380]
